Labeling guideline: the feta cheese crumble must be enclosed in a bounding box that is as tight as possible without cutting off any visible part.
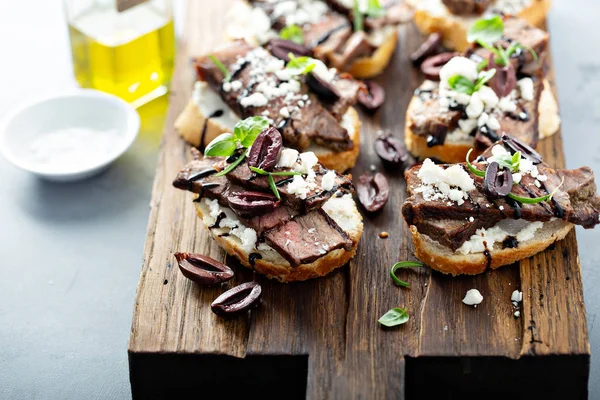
[463,289,484,306]
[414,159,475,205]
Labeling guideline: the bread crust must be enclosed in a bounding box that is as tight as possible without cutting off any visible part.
[347,31,399,79]
[175,98,361,172]
[194,198,363,282]
[404,79,559,163]
[409,0,551,51]
[409,219,573,276]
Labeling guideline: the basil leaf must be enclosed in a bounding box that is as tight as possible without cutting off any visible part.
[467,16,504,46]
[473,68,496,92]
[511,151,521,172]
[507,192,552,204]
[208,55,231,82]
[280,24,304,45]
[366,0,385,18]
[216,150,247,177]
[378,308,409,327]
[249,166,268,175]
[234,116,270,147]
[268,174,280,200]
[466,148,486,177]
[286,54,317,76]
[390,261,424,288]
[204,133,237,157]
[448,75,475,95]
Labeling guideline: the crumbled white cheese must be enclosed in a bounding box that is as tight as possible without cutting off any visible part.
[415,159,475,205]
[516,221,543,242]
[512,173,522,183]
[230,80,242,91]
[322,194,356,233]
[202,199,257,253]
[240,92,268,108]
[514,311,521,318]
[287,175,316,199]
[518,77,534,101]
[499,206,505,211]
[466,91,484,119]
[311,59,337,83]
[463,289,483,306]
[498,96,517,113]
[439,57,479,83]
[469,217,475,222]
[458,118,477,134]
[279,107,290,118]
[321,170,336,191]
[511,290,523,303]
[478,85,499,108]
[265,59,285,73]
[231,227,258,253]
[457,220,544,255]
[297,151,319,173]
[276,148,299,168]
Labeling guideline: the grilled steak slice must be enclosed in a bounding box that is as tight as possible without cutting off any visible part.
[441,0,491,15]
[225,159,353,213]
[409,86,462,144]
[263,209,353,266]
[195,42,357,152]
[466,18,549,76]
[403,137,600,249]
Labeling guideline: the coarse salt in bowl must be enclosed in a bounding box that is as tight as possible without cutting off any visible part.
[0,89,140,182]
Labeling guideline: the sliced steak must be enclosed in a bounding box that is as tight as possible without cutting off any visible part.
[415,218,494,251]
[263,209,353,266]
[441,0,491,15]
[467,18,549,76]
[408,86,462,144]
[196,43,355,152]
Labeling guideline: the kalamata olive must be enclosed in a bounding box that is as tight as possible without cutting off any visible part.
[268,39,312,62]
[174,252,234,285]
[501,134,542,164]
[228,191,280,218]
[247,127,283,171]
[375,133,415,170]
[211,281,262,316]
[356,172,389,212]
[484,161,513,198]
[306,73,340,101]
[420,52,458,80]
[488,53,517,98]
[410,32,443,66]
[358,80,385,111]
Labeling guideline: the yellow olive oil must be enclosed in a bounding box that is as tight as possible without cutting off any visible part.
[68,4,175,107]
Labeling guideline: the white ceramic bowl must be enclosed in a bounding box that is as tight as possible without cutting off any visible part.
[0,89,140,182]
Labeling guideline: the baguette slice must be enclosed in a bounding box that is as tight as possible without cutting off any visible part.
[405,79,559,163]
[175,82,361,172]
[194,194,363,283]
[224,0,399,79]
[410,219,573,276]
[407,0,551,51]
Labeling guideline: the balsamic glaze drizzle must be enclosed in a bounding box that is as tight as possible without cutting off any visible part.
[198,109,224,153]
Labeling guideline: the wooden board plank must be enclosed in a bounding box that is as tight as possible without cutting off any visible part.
[128,1,590,398]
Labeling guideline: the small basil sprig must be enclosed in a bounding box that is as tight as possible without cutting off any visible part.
[280,24,304,45]
[208,55,231,82]
[378,307,409,327]
[353,0,385,32]
[448,69,496,95]
[249,166,303,199]
[204,116,269,176]
[467,16,537,68]
[285,53,317,75]
[390,261,424,288]
[466,148,486,177]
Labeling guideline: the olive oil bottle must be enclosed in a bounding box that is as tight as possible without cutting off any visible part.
[66,0,175,107]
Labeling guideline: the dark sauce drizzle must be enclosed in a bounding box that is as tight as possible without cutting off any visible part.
[249,252,262,268]
[506,197,522,219]
[198,109,224,153]
[502,236,518,249]
[314,24,348,46]
[210,212,227,229]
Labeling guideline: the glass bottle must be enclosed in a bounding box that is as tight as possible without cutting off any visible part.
[65,0,175,108]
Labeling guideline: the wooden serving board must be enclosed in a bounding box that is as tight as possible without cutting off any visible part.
[128,1,590,398]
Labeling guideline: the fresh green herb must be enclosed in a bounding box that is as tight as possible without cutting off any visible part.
[249,167,302,198]
[215,150,248,177]
[378,307,409,327]
[352,0,385,31]
[466,148,486,178]
[467,16,504,46]
[473,68,496,91]
[491,150,521,172]
[285,53,317,76]
[448,75,475,94]
[208,55,231,82]
[268,174,280,200]
[204,133,237,157]
[234,116,270,147]
[205,116,270,176]
[390,261,424,288]
[508,177,564,204]
[279,24,304,45]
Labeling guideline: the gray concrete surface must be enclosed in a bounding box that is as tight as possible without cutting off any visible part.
[0,0,599,398]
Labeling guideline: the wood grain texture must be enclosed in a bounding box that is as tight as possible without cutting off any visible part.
[128,2,590,398]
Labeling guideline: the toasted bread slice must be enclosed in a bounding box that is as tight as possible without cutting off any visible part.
[346,30,398,79]
[405,79,559,162]
[410,219,573,276]
[194,194,363,282]
[407,0,551,51]
[175,82,361,172]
